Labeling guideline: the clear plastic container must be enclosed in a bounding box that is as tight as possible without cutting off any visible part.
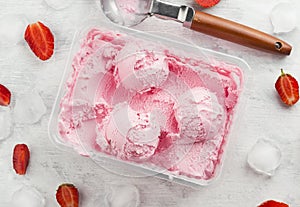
[48,19,252,188]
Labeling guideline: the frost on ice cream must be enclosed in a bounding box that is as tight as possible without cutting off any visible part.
[57,28,244,181]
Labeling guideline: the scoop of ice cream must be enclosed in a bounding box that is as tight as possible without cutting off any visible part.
[175,87,224,143]
[129,88,178,134]
[114,0,150,26]
[98,102,160,161]
[115,44,169,92]
[114,0,139,21]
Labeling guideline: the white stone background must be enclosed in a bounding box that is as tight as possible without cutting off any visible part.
[0,0,300,206]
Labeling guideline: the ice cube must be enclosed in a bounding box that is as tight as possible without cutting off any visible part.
[44,0,72,10]
[270,2,297,33]
[247,138,282,176]
[10,186,46,207]
[0,107,13,140]
[104,184,140,207]
[0,14,28,46]
[13,90,47,124]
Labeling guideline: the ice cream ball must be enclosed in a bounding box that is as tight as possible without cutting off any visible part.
[114,43,169,92]
[101,102,160,161]
[175,87,225,143]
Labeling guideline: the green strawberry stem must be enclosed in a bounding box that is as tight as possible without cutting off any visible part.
[281,68,285,76]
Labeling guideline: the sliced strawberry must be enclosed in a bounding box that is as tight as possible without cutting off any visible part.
[195,0,220,8]
[258,200,289,207]
[13,144,30,175]
[56,184,79,207]
[275,69,299,106]
[24,21,54,61]
[0,84,11,106]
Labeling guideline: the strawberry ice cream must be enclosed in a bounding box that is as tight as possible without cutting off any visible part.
[97,102,160,161]
[57,28,244,181]
[114,42,169,92]
[111,0,149,26]
[175,87,225,144]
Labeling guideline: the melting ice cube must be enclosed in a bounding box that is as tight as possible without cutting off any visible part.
[10,186,46,207]
[104,184,140,207]
[0,107,13,140]
[247,138,282,176]
[0,14,28,46]
[44,0,72,10]
[270,2,297,33]
[13,90,47,124]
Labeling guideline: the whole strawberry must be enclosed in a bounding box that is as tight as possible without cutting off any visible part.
[275,69,299,106]
[258,200,289,207]
[56,184,79,207]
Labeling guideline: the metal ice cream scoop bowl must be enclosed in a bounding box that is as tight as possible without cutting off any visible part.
[100,0,292,55]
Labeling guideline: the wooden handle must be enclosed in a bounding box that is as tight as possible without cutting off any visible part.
[190,11,292,55]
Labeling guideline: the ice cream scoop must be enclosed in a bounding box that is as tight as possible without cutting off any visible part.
[100,0,292,55]
[99,102,160,161]
[175,87,224,144]
[114,44,169,92]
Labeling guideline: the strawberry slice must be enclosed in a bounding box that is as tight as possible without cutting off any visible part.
[195,0,221,8]
[258,200,289,207]
[24,21,54,61]
[56,184,79,207]
[0,84,11,106]
[13,144,30,175]
[275,69,299,106]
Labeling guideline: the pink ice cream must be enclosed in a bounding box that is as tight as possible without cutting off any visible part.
[114,42,169,92]
[97,102,160,161]
[175,87,225,144]
[58,28,243,181]
[113,0,149,25]
[115,0,139,16]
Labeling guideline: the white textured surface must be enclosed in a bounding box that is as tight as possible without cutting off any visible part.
[0,0,300,206]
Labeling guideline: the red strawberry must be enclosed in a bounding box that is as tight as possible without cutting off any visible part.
[0,84,11,106]
[258,200,289,207]
[13,144,30,175]
[56,184,79,207]
[195,0,220,8]
[24,21,54,61]
[275,69,299,106]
